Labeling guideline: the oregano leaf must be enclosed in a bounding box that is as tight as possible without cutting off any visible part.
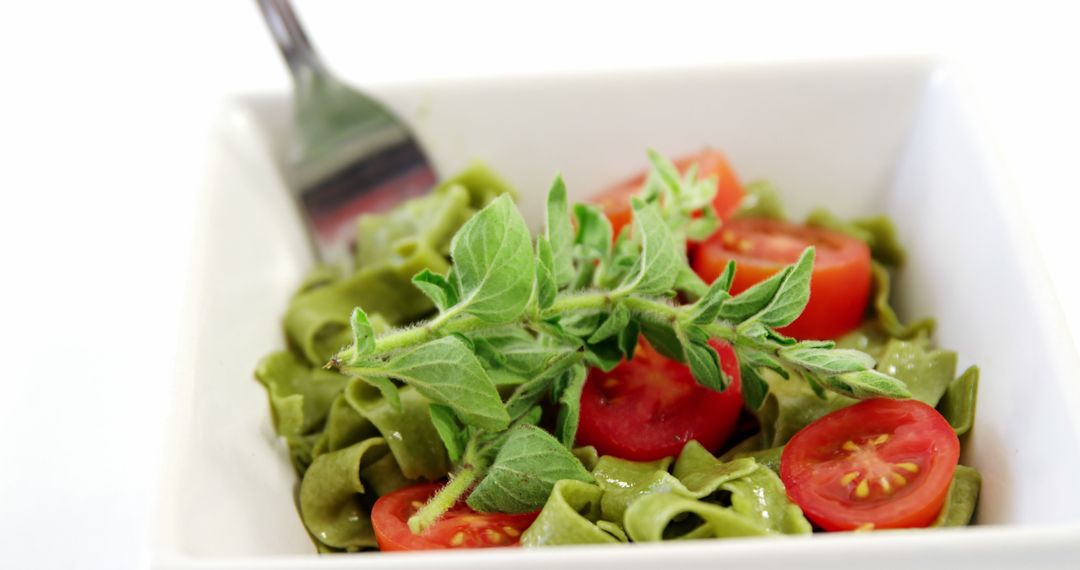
[746,247,815,328]
[346,307,376,362]
[555,363,588,448]
[588,303,631,344]
[546,176,575,287]
[779,345,876,375]
[428,403,468,462]
[823,369,912,400]
[685,340,728,391]
[690,260,735,324]
[535,235,558,310]
[467,425,593,513]
[383,336,510,430]
[573,203,613,262]
[355,375,401,412]
[449,194,535,323]
[617,199,680,295]
[719,265,791,322]
[411,269,458,313]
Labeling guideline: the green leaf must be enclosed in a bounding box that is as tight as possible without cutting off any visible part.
[467,425,593,513]
[573,203,613,262]
[640,317,685,361]
[741,349,791,381]
[382,336,510,430]
[588,303,631,344]
[504,351,583,420]
[685,339,728,391]
[346,308,376,362]
[822,369,912,399]
[746,247,815,328]
[449,194,535,323]
[739,361,770,410]
[546,176,575,287]
[647,148,683,196]
[584,336,624,372]
[617,199,680,295]
[470,336,508,370]
[618,319,641,361]
[778,345,876,375]
[719,265,790,322]
[428,404,468,462]
[535,235,558,310]
[411,269,458,313]
[555,363,588,448]
[674,265,710,300]
[690,260,735,324]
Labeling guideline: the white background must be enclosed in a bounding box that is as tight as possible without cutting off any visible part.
[1,1,1078,569]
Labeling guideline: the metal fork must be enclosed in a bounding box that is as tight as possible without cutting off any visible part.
[256,0,438,264]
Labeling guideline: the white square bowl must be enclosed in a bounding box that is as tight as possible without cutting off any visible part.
[151,57,1080,569]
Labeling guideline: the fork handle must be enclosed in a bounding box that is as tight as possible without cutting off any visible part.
[256,0,324,80]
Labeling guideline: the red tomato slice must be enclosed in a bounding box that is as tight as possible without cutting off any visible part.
[576,340,743,461]
[371,483,538,551]
[593,148,746,238]
[692,218,872,340]
[780,398,960,531]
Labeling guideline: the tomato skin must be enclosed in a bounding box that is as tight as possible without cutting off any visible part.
[693,218,872,340]
[576,340,743,461]
[371,483,538,551]
[780,398,960,531]
[594,148,745,238]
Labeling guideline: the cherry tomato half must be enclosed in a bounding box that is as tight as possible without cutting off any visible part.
[593,148,746,238]
[780,398,960,531]
[371,483,538,551]
[692,218,872,340]
[576,340,743,461]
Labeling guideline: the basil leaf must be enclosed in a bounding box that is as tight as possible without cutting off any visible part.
[428,404,468,462]
[383,336,510,430]
[778,345,876,375]
[746,247,815,328]
[823,369,912,399]
[411,269,458,313]
[535,235,558,310]
[617,199,680,295]
[467,425,593,513]
[546,176,575,287]
[449,194,535,323]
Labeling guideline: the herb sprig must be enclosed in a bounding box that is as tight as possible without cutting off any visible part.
[330,151,910,531]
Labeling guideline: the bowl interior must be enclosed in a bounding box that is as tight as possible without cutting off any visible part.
[153,58,1080,563]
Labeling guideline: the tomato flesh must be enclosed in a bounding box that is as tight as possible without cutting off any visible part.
[780,398,960,531]
[693,218,872,340]
[371,483,538,551]
[594,148,745,238]
[576,340,743,461]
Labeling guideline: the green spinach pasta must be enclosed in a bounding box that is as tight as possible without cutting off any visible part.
[255,149,980,552]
